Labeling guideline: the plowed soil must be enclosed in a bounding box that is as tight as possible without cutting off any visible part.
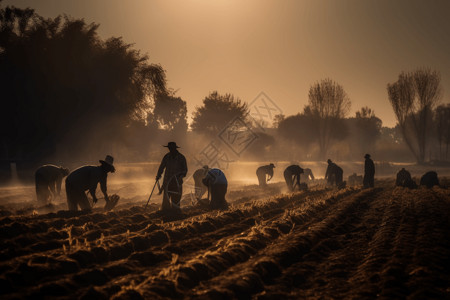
[0,179,449,299]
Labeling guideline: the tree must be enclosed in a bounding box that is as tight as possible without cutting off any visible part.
[153,91,188,134]
[346,107,382,158]
[434,104,450,160]
[307,78,351,159]
[0,4,166,162]
[387,68,441,163]
[191,91,249,136]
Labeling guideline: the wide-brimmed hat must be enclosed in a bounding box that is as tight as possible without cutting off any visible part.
[163,142,180,149]
[100,155,114,168]
[364,153,371,158]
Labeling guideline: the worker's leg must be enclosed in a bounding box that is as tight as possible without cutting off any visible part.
[77,192,92,211]
[167,180,182,212]
[210,183,228,210]
[257,172,266,187]
[35,174,50,204]
[284,170,293,191]
[65,183,80,211]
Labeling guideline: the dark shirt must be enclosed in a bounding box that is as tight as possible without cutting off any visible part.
[66,166,108,198]
[285,165,304,176]
[365,158,375,176]
[157,150,188,186]
[325,163,342,179]
[35,165,66,194]
[396,169,412,186]
[257,165,275,180]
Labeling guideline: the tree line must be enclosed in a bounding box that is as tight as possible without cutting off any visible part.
[1,3,449,169]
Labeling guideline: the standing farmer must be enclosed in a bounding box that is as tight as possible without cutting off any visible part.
[156,142,188,213]
[65,155,116,211]
[256,163,275,187]
[35,165,69,204]
[363,154,375,188]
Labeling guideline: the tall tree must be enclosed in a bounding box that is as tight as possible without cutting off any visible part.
[434,104,450,160]
[387,68,441,163]
[191,91,249,136]
[0,4,166,162]
[307,78,351,159]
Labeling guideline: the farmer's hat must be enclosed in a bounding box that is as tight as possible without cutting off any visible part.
[100,155,115,172]
[364,153,371,158]
[163,142,180,149]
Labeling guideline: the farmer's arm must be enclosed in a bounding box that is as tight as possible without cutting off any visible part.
[156,156,167,180]
[180,155,188,177]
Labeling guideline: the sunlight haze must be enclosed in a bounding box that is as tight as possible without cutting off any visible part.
[5,0,450,127]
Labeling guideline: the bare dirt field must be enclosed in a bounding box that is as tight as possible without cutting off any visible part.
[0,179,449,299]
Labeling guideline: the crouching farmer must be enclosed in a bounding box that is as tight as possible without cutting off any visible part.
[65,155,115,211]
[202,168,228,210]
[35,165,69,204]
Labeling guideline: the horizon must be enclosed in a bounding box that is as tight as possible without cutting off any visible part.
[4,0,450,127]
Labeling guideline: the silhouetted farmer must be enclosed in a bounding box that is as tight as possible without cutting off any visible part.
[300,168,315,183]
[35,165,69,204]
[202,168,228,210]
[420,171,439,188]
[396,168,417,189]
[256,163,275,187]
[325,159,343,186]
[363,154,375,188]
[65,155,115,211]
[284,165,304,191]
[156,142,187,212]
[193,165,209,200]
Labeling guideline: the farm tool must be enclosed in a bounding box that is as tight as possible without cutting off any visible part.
[145,179,160,209]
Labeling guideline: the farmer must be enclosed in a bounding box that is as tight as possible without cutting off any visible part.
[300,168,315,183]
[256,163,275,187]
[284,165,304,191]
[396,168,412,186]
[35,165,69,204]
[363,153,375,188]
[156,142,188,212]
[325,159,343,186]
[193,165,210,200]
[202,168,228,210]
[420,171,439,188]
[65,155,116,211]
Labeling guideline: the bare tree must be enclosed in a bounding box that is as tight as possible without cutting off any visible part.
[435,104,450,160]
[307,78,351,159]
[387,68,441,163]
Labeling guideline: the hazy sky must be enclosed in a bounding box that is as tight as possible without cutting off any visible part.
[4,0,450,127]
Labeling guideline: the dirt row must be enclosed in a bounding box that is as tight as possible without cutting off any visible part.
[1,181,450,299]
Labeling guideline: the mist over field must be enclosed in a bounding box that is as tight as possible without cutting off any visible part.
[1,1,450,299]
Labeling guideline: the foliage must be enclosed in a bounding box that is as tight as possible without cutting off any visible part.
[306,78,351,159]
[434,104,450,160]
[153,91,188,133]
[387,68,441,163]
[191,91,249,136]
[0,4,166,162]
[346,107,382,159]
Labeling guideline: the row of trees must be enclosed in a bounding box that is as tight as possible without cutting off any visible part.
[1,3,448,166]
